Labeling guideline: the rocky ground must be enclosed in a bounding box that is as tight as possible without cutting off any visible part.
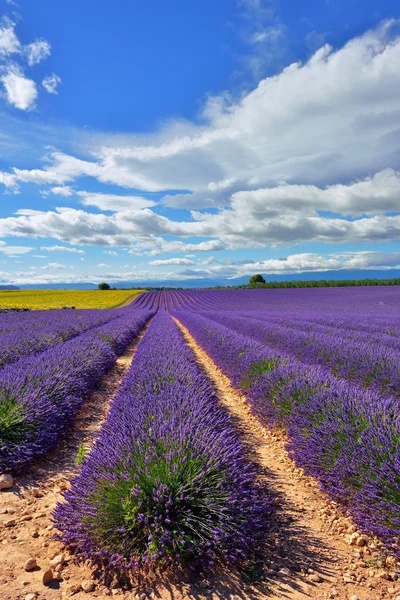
[0,320,399,600]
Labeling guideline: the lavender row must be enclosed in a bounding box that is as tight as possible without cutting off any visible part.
[243,312,400,348]
[0,309,130,371]
[195,311,400,397]
[0,309,153,472]
[54,312,267,576]
[174,311,400,558]
[167,287,400,315]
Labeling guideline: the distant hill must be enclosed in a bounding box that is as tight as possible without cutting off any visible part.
[0,285,20,290]
[14,269,400,289]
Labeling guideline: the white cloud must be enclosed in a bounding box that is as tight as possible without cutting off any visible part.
[0,170,18,191]
[147,239,226,255]
[49,186,73,197]
[7,20,400,210]
[25,39,51,66]
[42,74,61,95]
[0,250,398,286]
[105,250,118,256]
[0,21,20,56]
[46,262,67,269]
[96,263,110,268]
[77,191,156,211]
[2,204,400,249]
[40,245,85,254]
[149,258,196,266]
[1,67,37,110]
[0,241,33,255]
[188,251,400,279]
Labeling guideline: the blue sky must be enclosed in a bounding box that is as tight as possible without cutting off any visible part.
[0,0,399,285]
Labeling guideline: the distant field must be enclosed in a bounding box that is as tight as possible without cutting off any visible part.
[0,289,144,310]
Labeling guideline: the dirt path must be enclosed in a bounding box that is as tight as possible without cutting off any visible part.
[173,319,400,600]
[0,323,152,600]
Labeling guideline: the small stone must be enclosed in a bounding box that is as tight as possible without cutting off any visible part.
[350,595,359,600]
[356,536,367,547]
[343,575,354,583]
[309,573,321,583]
[31,531,39,538]
[49,554,65,568]
[4,518,16,527]
[0,474,14,490]
[356,559,366,568]
[24,557,37,571]
[25,594,37,600]
[42,567,54,585]
[20,515,33,522]
[67,584,81,596]
[81,579,96,593]
[377,569,392,580]
[349,532,359,545]
[388,587,398,595]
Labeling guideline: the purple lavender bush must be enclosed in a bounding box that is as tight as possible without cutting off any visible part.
[0,308,126,369]
[0,309,153,472]
[174,308,400,558]
[54,312,268,578]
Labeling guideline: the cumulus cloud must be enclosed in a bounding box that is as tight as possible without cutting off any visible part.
[1,205,400,249]
[147,239,226,255]
[0,20,20,55]
[77,191,156,211]
[25,39,51,65]
[40,245,85,254]
[0,241,33,255]
[149,258,196,266]
[49,186,73,197]
[0,250,398,286]
[0,170,18,191]
[42,73,61,94]
[96,263,110,268]
[5,19,400,223]
[1,66,37,110]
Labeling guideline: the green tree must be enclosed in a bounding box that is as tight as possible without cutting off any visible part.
[249,274,266,285]
[98,282,111,290]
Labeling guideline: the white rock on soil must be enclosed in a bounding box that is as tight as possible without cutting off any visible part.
[0,474,14,490]
[25,594,37,600]
[309,573,322,583]
[81,579,96,593]
[24,557,37,571]
[49,553,65,568]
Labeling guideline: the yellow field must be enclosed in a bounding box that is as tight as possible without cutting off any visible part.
[0,289,145,310]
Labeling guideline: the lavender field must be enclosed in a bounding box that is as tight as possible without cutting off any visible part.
[1,287,400,595]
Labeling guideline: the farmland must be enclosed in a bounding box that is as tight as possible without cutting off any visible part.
[0,287,399,600]
[0,289,144,310]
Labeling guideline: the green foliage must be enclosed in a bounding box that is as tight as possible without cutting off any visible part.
[74,444,87,466]
[84,441,231,563]
[98,283,111,290]
[0,394,32,445]
[241,359,277,390]
[248,274,266,285]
